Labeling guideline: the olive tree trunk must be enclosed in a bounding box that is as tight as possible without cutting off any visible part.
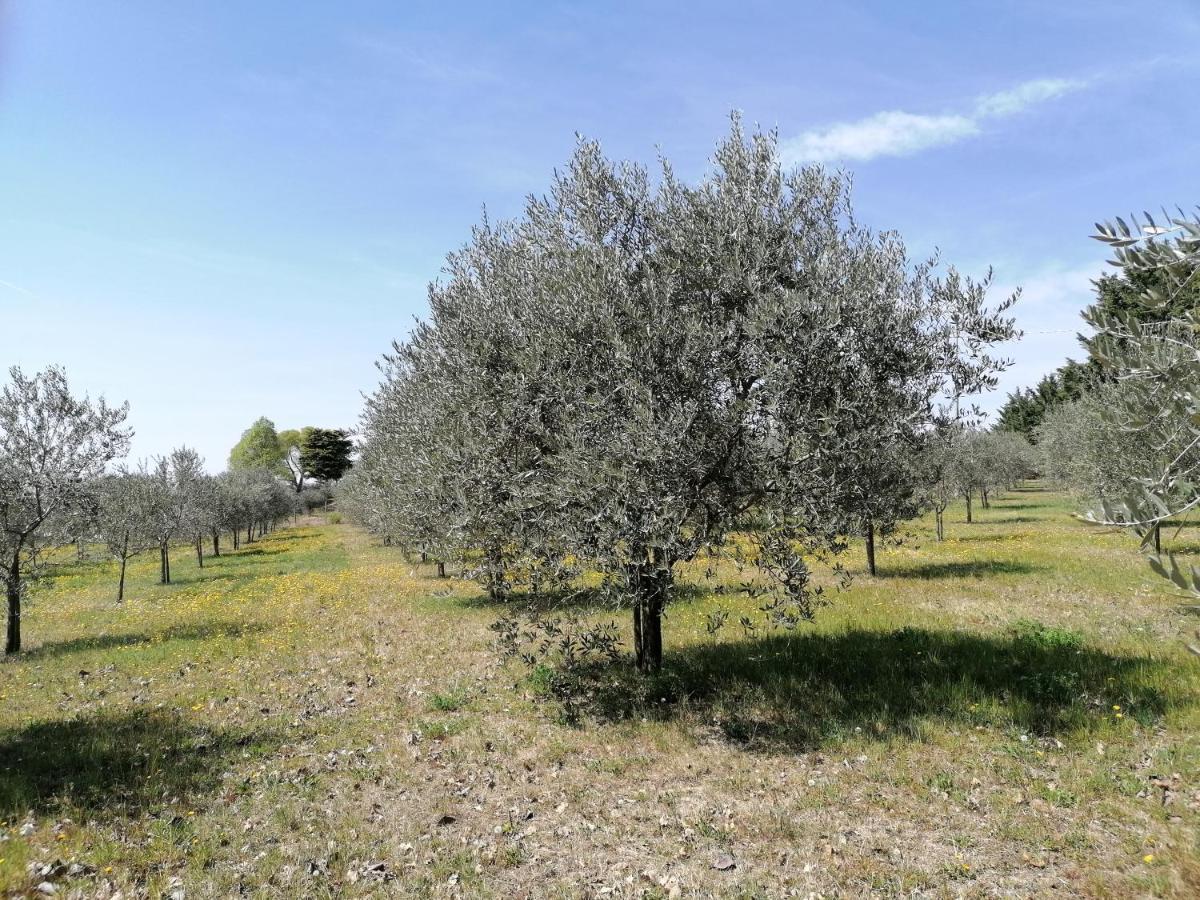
[117,533,129,603]
[117,558,128,603]
[630,551,672,673]
[6,552,21,654]
[865,520,877,577]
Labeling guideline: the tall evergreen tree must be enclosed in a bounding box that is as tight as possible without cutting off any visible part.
[299,428,354,482]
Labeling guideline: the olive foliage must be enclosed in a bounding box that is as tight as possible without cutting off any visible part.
[1084,209,1200,633]
[0,366,130,653]
[356,121,1017,671]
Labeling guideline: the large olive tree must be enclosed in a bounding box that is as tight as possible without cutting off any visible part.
[361,121,1015,671]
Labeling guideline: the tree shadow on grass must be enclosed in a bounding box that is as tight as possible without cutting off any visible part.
[455,585,606,614]
[886,560,1043,579]
[0,709,278,818]
[223,546,281,558]
[566,627,1172,753]
[455,582,710,615]
[148,570,245,588]
[19,621,269,661]
[944,532,1033,544]
[265,529,320,543]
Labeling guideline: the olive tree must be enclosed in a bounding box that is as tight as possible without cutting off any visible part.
[963,429,1034,511]
[1087,210,1199,523]
[913,428,958,541]
[0,366,130,652]
[1052,210,1200,580]
[334,455,405,546]
[93,467,160,602]
[184,474,224,568]
[911,425,1021,539]
[1075,213,1198,659]
[362,121,1016,672]
[148,447,205,584]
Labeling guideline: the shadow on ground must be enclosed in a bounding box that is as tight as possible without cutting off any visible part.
[455,581,711,614]
[0,709,278,818]
[21,621,269,661]
[885,560,1043,579]
[556,626,1171,752]
[944,532,1034,543]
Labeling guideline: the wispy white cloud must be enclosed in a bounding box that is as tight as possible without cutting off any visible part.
[782,76,1090,165]
[0,278,34,296]
[783,111,978,165]
[973,77,1086,118]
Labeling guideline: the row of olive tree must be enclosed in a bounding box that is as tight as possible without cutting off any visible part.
[346,120,1018,672]
[912,427,1036,543]
[91,458,295,602]
[0,366,130,653]
[0,365,307,652]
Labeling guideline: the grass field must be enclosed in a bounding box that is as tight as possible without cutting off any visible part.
[1,485,1198,897]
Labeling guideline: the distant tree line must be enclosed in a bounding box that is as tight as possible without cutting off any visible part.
[231,418,353,491]
[996,268,1200,441]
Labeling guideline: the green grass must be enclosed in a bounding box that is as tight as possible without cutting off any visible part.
[0,486,1197,896]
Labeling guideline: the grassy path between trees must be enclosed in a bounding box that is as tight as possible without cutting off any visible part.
[0,486,1197,897]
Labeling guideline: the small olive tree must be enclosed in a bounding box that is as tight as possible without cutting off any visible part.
[913,428,957,541]
[94,467,160,602]
[0,366,130,652]
[147,447,206,585]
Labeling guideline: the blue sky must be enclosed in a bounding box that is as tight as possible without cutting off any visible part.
[1,1,1197,469]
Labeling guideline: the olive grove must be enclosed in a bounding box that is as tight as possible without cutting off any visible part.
[0,365,323,652]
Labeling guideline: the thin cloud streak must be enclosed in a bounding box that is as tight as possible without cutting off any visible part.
[974,77,1085,118]
[782,76,1089,164]
[0,278,34,296]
